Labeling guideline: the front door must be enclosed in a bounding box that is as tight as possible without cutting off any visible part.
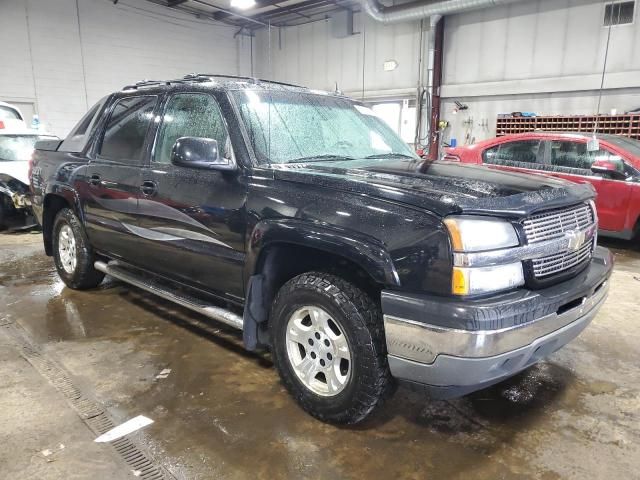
[136,92,247,303]
[83,95,159,260]
[544,140,633,232]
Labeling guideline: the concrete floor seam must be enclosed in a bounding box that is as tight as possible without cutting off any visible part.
[0,322,175,480]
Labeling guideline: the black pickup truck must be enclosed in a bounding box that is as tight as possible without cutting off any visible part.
[31,74,612,424]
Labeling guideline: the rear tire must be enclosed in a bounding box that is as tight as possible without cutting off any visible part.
[270,272,394,424]
[52,208,104,289]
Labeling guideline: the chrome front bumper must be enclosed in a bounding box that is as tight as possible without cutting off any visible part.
[385,280,608,365]
[382,248,612,398]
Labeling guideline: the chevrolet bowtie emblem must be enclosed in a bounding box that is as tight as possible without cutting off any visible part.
[566,230,586,251]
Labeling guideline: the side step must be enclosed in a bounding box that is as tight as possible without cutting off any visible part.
[94,261,244,331]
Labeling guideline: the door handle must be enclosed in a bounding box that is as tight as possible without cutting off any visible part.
[89,174,101,186]
[140,180,158,196]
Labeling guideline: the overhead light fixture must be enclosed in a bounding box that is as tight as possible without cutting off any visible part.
[383,60,398,72]
[231,0,256,9]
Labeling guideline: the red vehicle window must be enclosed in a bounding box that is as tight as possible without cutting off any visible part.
[482,140,544,170]
[549,140,634,179]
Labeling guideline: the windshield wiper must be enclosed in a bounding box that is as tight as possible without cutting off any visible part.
[364,153,416,160]
[286,154,355,164]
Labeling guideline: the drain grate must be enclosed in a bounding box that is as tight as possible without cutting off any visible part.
[2,323,173,480]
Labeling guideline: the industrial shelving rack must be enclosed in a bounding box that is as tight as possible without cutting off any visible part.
[496,114,640,139]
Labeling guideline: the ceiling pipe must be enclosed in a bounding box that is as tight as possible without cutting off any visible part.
[362,0,525,24]
[360,0,528,159]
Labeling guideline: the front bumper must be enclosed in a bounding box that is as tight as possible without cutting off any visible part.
[382,246,613,398]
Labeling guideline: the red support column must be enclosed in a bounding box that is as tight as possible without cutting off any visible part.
[427,16,445,162]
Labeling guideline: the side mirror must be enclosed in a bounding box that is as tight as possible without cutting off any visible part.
[170,137,236,171]
[591,159,626,180]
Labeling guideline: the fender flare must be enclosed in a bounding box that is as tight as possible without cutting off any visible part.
[43,182,83,221]
[41,183,84,255]
[241,219,400,350]
[244,218,400,288]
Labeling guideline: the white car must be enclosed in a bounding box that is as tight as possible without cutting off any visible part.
[0,101,27,127]
[0,118,58,229]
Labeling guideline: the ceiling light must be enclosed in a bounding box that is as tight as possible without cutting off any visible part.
[383,60,398,71]
[231,0,256,9]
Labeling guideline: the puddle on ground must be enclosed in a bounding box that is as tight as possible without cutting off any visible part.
[2,234,640,479]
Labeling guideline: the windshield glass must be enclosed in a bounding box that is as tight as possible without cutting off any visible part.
[604,135,640,158]
[0,135,55,162]
[232,90,418,164]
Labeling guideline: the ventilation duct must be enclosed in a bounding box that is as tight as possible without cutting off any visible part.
[362,0,525,24]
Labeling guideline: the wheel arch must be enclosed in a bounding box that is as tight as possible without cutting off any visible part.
[241,219,399,350]
[42,188,81,256]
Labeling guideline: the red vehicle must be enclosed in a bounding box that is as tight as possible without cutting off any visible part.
[444,132,640,239]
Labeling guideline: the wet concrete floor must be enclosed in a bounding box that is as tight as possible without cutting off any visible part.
[1,232,639,479]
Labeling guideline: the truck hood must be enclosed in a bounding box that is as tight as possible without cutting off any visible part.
[271,158,595,218]
[0,160,29,186]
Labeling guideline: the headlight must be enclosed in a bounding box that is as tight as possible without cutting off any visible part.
[445,216,523,295]
[444,216,519,252]
[452,262,525,295]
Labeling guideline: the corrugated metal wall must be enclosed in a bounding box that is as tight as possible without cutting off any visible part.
[255,0,640,143]
[254,12,424,99]
[442,0,640,143]
[0,0,251,137]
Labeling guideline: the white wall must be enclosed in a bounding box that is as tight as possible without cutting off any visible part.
[254,0,640,144]
[442,0,640,143]
[0,0,252,137]
[254,12,424,99]
[6,0,636,141]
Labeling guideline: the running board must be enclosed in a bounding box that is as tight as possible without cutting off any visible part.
[94,261,244,331]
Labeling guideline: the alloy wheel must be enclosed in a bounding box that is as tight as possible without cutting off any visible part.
[285,305,352,397]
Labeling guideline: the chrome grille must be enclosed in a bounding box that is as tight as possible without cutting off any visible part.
[523,203,594,244]
[532,239,594,278]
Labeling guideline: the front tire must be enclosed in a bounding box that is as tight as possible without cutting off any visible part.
[52,208,104,289]
[270,272,393,424]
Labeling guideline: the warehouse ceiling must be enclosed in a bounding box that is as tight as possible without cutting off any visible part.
[145,0,360,31]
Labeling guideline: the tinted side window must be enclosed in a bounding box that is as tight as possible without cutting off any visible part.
[483,140,542,168]
[549,140,631,178]
[59,96,108,153]
[549,141,594,172]
[99,96,157,163]
[154,93,230,164]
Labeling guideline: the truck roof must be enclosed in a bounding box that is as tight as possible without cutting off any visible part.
[120,73,348,99]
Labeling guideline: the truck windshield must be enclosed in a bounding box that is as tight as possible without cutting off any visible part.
[232,89,418,164]
[0,135,55,162]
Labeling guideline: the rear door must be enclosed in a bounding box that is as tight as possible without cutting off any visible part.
[83,95,159,259]
[543,139,633,232]
[136,91,247,303]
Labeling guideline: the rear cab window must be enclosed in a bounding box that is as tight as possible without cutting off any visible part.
[97,95,158,164]
[59,96,109,153]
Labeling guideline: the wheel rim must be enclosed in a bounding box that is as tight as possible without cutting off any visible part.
[58,224,77,274]
[285,306,352,397]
